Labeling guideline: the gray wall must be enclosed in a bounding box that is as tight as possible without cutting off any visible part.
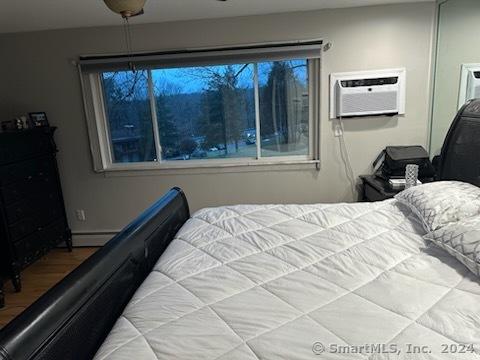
[430,0,480,156]
[0,3,435,244]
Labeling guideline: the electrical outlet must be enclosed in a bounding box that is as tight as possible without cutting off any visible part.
[334,124,343,137]
[76,209,86,221]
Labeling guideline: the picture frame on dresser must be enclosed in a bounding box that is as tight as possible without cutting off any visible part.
[0,126,72,293]
[28,112,49,128]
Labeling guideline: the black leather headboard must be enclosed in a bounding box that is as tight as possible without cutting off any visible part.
[0,187,190,360]
[438,99,480,186]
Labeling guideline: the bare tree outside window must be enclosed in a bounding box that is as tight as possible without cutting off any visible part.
[153,64,255,160]
[259,60,309,157]
[102,71,156,163]
[100,59,309,164]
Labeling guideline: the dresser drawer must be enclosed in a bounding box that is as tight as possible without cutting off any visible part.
[12,218,68,268]
[38,218,69,247]
[7,201,64,241]
[0,156,55,187]
[0,175,58,205]
[5,199,35,224]
[12,233,44,268]
[5,187,63,224]
[0,129,54,165]
[8,217,38,241]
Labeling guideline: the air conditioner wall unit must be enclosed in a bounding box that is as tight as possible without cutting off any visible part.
[330,68,406,119]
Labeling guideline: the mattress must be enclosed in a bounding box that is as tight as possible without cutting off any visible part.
[94,200,480,360]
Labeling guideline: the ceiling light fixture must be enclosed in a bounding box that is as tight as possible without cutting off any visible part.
[103,0,146,18]
[103,0,147,71]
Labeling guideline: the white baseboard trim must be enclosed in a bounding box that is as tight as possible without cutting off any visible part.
[72,232,118,247]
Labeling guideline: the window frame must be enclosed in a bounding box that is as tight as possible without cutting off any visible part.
[84,57,321,172]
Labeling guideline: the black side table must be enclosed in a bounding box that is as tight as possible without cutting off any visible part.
[359,175,402,202]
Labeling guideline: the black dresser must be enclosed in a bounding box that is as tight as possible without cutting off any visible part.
[0,127,72,294]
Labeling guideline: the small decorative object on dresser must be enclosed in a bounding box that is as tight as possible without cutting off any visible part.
[0,119,17,132]
[0,126,72,292]
[28,112,49,128]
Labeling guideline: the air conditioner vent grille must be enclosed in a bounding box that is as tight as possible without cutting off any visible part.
[341,92,397,114]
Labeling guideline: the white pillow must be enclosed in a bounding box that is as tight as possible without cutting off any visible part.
[395,181,480,231]
[424,216,480,277]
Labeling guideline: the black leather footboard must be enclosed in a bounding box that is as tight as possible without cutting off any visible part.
[0,187,190,360]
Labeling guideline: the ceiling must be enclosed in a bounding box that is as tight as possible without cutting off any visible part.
[1,0,433,34]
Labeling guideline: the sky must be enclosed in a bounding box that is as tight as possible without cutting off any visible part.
[103,59,308,98]
[151,60,307,95]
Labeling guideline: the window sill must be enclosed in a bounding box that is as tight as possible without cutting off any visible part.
[100,159,321,177]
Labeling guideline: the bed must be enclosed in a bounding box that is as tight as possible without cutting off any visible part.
[94,200,480,360]
[1,101,480,360]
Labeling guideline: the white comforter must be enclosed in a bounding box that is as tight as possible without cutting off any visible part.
[94,200,480,360]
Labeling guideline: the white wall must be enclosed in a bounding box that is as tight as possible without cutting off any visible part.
[430,0,480,156]
[0,3,435,244]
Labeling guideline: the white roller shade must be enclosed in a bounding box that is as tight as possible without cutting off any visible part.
[79,39,323,73]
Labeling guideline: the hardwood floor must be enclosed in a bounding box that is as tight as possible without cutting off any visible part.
[0,247,98,329]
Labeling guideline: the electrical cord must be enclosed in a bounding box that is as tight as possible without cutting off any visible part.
[336,117,357,199]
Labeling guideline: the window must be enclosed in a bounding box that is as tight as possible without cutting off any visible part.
[152,63,256,161]
[81,42,321,171]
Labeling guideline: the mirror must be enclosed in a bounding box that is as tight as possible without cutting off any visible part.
[430,0,480,156]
